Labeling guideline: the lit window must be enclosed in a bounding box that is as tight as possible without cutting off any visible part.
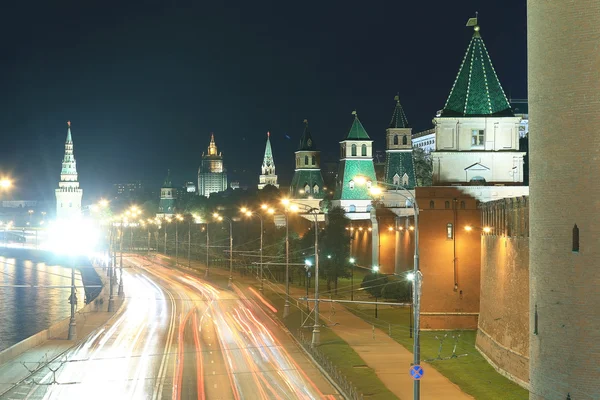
[460,201,466,209]
[313,185,319,194]
[305,184,310,193]
[349,180,355,189]
[471,129,485,147]
[393,174,400,186]
[366,180,372,189]
[305,156,309,165]
[402,173,409,186]
[447,223,453,239]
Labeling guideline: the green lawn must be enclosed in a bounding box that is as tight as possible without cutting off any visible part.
[345,306,528,400]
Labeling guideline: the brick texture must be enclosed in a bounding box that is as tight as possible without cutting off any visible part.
[528,1,600,399]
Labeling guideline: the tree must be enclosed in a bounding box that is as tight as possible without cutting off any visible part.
[413,147,433,186]
[381,280,412,302]
[319,207,351,293]
[361,272,389,298]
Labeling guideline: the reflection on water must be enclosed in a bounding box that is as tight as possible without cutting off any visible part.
[0,256,85,351]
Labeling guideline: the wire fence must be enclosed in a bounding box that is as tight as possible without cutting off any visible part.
[296,329,364,400]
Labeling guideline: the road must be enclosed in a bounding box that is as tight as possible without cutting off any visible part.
[1,255,339,400]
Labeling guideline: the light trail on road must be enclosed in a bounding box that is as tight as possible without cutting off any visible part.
[1,255,338,399]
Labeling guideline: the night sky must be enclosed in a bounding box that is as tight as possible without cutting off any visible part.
[0,0,527,202]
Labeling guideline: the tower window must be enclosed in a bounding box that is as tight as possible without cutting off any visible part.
[349,180,355,189]
[573,224,579,252]
[429,200,435,209]
[304,184,310,193]
[393,174,400,186]
[351,144,357,157]
[460,201,466,209]
[313,185,319,194]
[304,155,309,165]
[447,223,453,239]
[361,144,367,156]
[445,201,450,209]
[366,180,372,189]
[393,135,399,145]
[312,155,316,165]
[402,135,408,145]
[402,173,409,187]
[471,129,485,147]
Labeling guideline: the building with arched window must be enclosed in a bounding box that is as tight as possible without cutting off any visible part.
[157,170,176,218]
[290,120,325,201]
[384,95,416,190]
[332,111,376,218]
[55,121,83,220]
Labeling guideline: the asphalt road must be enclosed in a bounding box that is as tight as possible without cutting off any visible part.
[1,255,339,400]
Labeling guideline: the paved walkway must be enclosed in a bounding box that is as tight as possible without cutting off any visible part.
[169,258,473,400]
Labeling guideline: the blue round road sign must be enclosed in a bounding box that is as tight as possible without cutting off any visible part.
[409,365,424,380]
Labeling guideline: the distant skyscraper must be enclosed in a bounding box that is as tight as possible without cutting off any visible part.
[55,121,82,220]
[258,132,279,189]
[384,95,416,189]
[290,120,324,199]
[157,170,176,218]
[198,134,228,197]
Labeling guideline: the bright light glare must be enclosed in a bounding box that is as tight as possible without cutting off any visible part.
[407,272,415,281]
[464,226,473,232]
[483,226,492,233]
[261,204,268,210]
[213,213,219,218]
[240,207,247,213]
[281,198,290,206]
[99,199,109,208]
[267,208,275,214]
[349,257,355,263]
[372,265,379,272]
[354,176,367,185]
[0,179,11,189]
[290,205,299,212]
[304,260,312,267]
[45,218,101,256]
[370,187,382,196]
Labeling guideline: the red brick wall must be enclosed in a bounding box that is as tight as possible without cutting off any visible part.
[415,187,481,330]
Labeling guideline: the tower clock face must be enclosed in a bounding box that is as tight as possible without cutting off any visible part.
[307,139,312,147]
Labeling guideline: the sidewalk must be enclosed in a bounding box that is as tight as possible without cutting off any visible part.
[0,266,124,397]
[172,259,473,400]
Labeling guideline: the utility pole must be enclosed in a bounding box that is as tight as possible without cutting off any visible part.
[312,210,320,347]
[259,217,263,292]
[283,211,290,318]
[412,200,421,400]
[205,224,209,277]
[118,225,124,297]
[228,218,233,287]
[68,267,77,340]
[175,218,179,266]
[187,219,191,269]
[108,228,115,312]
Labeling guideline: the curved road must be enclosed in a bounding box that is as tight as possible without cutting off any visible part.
[2,255,339,400]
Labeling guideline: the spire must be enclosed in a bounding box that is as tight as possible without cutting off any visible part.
[66,120,72,143]
[389,94,409,128]
[298,119,316,150]
[346,111,371,140]
[208,133,218,156]
[163,169,172,187]
[441,16,513,117]
[262,132,274,168]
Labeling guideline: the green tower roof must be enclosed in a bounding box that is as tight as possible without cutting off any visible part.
[298,120,316,151]
[262,132,274,167]
[66,121,72,143]
[441,23,513,117]
[345,112,371,140]
[389,95,409,128]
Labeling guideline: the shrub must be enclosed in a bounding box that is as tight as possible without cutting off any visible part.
[361,272,389,298]
[381,280,412,302]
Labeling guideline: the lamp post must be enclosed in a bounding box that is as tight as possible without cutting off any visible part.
[175,214,183,266]
[187,217,192,269]
[280,200,294,318]
[163,217,171,254]
[241,205,274,292]
[287,201,320,347]
[68,266,77,340]
[354,176,421,399]
[214,213,233,287]
[349,257,356,301]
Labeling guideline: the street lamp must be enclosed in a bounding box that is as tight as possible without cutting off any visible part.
[286,201,320,347]
[214,213,233,287]
[349,257,356,301]
[354,175,422,400]
[175,214,183,266]
[280,199,296,318]
[241,206,273,292]
[193,214,210,277]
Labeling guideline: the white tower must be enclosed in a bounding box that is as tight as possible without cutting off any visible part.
[55,121,83,220]
[258,131,279,189]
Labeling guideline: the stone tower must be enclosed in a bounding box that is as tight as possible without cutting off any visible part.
[290,120,325,199]
[384,95,416,189]
[157,170,176,218]
[198,133,228,197]
[332,111,377,216]
[55,121,83,220]
[431,19,524,185]
[258,131,279,189]
[528,2,600,399]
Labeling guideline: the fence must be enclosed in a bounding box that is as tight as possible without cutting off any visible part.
[297,329,364,400]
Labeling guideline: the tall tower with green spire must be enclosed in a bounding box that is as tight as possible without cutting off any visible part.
[55,121,83,220]
[432,17,524,185]
[384,95,416,189]
[290,120,325,199]
[157,170,176,218]
[332,111,377,217]
[258,131,279,189]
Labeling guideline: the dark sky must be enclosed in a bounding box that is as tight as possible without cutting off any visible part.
[0,0,527,202]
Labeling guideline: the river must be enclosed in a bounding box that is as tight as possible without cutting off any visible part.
[0,255,87,352]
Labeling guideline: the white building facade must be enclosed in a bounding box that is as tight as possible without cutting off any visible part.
[55,121,83,220]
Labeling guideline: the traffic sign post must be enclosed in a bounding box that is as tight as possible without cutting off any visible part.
[409,365,424,380]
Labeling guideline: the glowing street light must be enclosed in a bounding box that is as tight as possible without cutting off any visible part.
[372,265,380,272]
[407,272,415,281]
[0,179,12,189]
